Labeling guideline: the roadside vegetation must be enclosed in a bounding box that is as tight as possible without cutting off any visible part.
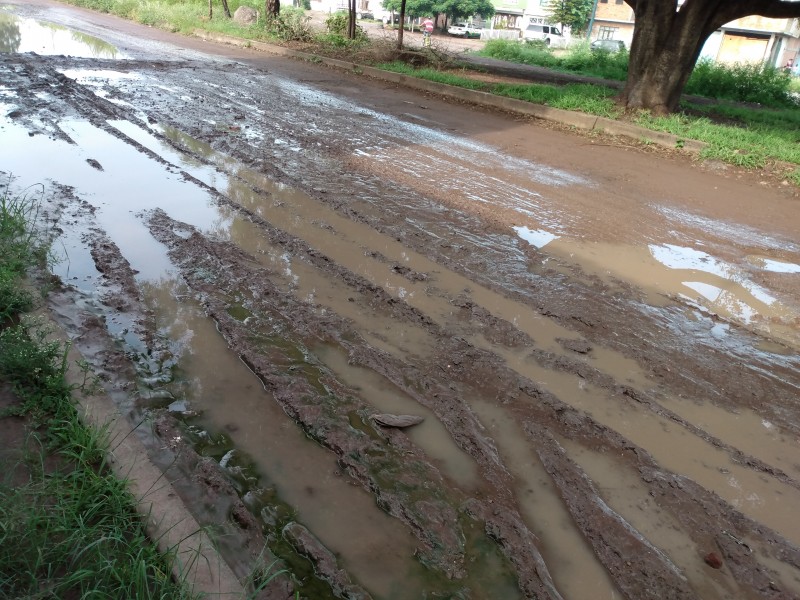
[56,0,800,182]
[0,184,194,599]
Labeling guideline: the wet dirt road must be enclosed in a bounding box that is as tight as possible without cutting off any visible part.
[2,1,800,598]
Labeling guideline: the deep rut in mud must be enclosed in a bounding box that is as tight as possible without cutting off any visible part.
[3,4,800,598]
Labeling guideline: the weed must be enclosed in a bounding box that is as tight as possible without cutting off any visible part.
[686,59,796,108]
[267,7,313,42]
[479,38,629,81]
[0,182,47,275]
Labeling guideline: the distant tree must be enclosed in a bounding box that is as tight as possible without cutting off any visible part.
[437,0,495,23]
[546,0,593,32]
[382,0,493,24]
[383,0,437,19]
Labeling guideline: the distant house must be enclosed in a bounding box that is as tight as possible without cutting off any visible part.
[586,0,635,46]
[490,0,529,31]
[587,2,800,68]
[700,16,800,68]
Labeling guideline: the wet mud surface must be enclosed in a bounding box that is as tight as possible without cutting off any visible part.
[3,1,800,598]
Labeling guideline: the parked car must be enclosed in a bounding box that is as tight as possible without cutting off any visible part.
[522,24,567,48]
[591,39,625,52]
[448,23,483,38]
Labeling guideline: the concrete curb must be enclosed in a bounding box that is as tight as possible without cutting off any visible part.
[193,30,708,153]
[43,312,245,599]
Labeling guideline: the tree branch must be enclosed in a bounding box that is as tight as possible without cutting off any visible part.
[713,0,800,26]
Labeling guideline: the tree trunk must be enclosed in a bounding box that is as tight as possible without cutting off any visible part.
[348,0,356,39]
[266,0,280,18]
[220,0,232,18]
[620,1,726,114]
[397,0,406,49]
[208,0,212,19]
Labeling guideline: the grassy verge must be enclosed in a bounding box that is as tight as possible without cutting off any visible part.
[0,185,195,599]
[377,61,621,117]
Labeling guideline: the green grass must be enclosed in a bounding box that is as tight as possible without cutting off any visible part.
[479,39,630,81]
[635,110,800,168]
[378,61,621,116]
[0,185,195,599]
[377,61,491,90]
[685,59,795,107]
[494,82,620,116]
[480,39,797,108]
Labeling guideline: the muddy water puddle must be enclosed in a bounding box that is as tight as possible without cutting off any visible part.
[0,11,123,58]
[0,118,223,280]
[560,439,762,600]
[141,279,435,599]
[470,399,622,600]
[96,121,800,547]
[514,226,800,350]
[485,341,800,546]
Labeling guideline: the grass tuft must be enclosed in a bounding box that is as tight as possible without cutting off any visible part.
[0,182,196,599]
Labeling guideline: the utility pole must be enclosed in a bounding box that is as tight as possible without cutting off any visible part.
[586,0,598,39]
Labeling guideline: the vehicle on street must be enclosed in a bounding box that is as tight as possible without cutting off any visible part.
[522,24,567,47]
[448,23,483,38]
[591,39,626,52]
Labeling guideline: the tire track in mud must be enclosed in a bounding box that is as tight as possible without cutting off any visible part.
[142,207,800,600]
[144,208,559,600]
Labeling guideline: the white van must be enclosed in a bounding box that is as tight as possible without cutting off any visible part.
[522,24,567,48]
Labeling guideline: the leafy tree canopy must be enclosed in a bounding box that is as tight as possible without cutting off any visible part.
[546,0,594,32]
[382,0,494,20]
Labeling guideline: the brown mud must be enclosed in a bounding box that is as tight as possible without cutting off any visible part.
[2,1,800,598]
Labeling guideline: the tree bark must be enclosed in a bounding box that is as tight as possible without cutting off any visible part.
[220,0,232,18]
[620,0,800,113]
[266,0,280,18]
[397,0,407,49]
[208,0,212,19]
[348,0,357,39]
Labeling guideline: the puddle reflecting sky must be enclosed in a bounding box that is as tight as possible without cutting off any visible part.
[0,12,123,58]
[513,225,800,346]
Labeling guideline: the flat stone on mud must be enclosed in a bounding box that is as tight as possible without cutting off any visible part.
[233,6,258,24]
[371,413,424,428]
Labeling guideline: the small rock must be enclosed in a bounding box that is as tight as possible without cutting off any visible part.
[86,158,104,171]
[704,552,723,569]
[233,6,258,25]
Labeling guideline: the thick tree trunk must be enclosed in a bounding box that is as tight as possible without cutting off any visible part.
[266,0,280,18]
[397,0,406,49]
[620,1,722,114]
[620,1,800,112]
[220,0,232,18]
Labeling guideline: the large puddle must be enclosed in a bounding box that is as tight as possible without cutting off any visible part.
[4,48,800,598]
[0,12,123,58]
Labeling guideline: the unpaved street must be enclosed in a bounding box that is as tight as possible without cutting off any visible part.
[2,1,800,598]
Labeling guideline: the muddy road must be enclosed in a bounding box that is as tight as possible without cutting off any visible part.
[3,1,800,598]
